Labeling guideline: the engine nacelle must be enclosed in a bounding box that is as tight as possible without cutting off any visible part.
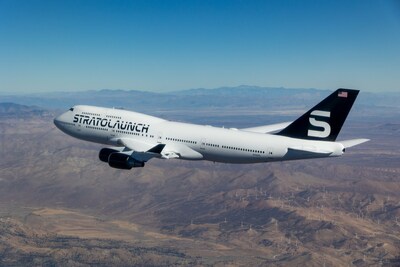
[108,152,145,169]
[99,148,119,163]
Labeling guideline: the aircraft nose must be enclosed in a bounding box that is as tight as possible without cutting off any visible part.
[54,116,59,127]
[53,114,62,128]
[53,112,69,129]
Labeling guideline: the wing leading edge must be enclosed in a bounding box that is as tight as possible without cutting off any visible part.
[241,122,291,134]
[113,137,202,161]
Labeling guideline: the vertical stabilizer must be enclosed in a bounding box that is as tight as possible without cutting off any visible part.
[276,88,359,141]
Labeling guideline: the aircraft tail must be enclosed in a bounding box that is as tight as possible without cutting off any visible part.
[276,88,359,141]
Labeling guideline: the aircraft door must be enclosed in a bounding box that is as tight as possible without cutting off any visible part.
[266,147,275,158]
[157,132,163,143]
[200,139,206,150]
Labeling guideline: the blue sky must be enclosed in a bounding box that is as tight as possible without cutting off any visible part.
[1,0,399,93]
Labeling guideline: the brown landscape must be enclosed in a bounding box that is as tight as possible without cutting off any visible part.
[0,102,399,266]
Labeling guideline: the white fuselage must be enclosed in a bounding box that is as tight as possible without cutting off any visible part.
[54,105,344,164]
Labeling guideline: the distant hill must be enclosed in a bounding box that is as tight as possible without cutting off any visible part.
[0,102,50,117]
[1,86,399,113]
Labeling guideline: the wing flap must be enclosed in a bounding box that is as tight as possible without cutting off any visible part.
[162,143,203,160]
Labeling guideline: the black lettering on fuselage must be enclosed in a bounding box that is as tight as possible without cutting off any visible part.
[82,116,90,125]
[115,120,120,129]
[142,124,149,133]
[100,118,108,127]
[128,122,136,131]
[136,123,143,132]
[120,121,127,130]
[107,119,114,128]
[89,117,96,126]
[75,113,150,133]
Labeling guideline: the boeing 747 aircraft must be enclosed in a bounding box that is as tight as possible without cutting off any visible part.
[54,88,369,169]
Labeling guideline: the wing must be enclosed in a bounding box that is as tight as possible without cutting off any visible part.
[112,137,203,161]
[111,138,165,162]
[241,122,291,134]
[117,137,156,152]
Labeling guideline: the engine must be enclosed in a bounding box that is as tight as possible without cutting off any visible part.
[99,148,119,162]
[99,148,145,169]
[108,152,145,169]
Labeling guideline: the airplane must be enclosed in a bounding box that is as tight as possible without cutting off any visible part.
[54,88,369,169]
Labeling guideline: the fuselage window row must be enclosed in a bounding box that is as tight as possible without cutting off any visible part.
[86,125,108,131]
[105,115,122,119]
[166,137,197,144]
[206,143,220,148]
[221,145,264,154]
[82,112,101,116]
[115,130,150,137]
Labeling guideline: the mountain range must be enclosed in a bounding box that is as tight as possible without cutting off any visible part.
[1,86,399,112]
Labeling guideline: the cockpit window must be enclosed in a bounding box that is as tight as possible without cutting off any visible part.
[69,108,74,111]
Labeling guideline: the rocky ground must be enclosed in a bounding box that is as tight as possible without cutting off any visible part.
[0,106,399,266]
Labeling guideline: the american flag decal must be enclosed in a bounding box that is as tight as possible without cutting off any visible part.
[338,91,348,98]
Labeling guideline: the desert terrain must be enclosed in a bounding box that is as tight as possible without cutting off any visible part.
[0,88,399,266]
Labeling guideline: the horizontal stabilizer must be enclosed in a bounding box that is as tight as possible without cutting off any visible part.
[339,138,370,148]
[241,122,292,134]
